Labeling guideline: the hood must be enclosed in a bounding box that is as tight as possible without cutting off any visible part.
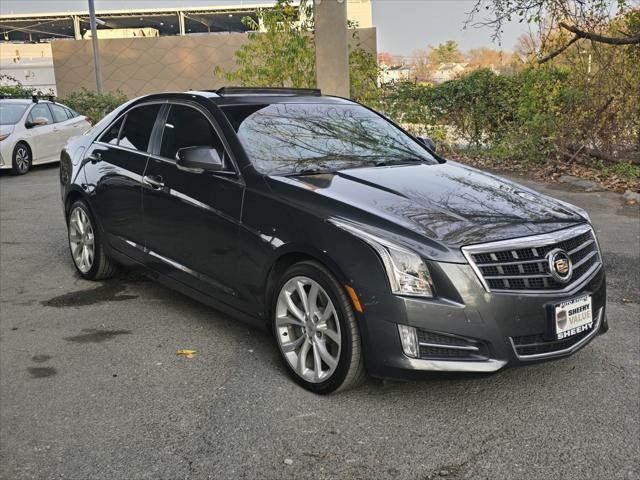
[0,125,15,137]
[270,161,584,253]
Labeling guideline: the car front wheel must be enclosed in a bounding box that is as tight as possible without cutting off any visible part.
[273,260,366,394]
[11,142,31,175]
[67,200,116,280]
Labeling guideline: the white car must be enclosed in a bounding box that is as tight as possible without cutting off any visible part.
[0,98,92,175]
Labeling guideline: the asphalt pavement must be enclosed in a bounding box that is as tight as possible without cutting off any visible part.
[1,164,638,480]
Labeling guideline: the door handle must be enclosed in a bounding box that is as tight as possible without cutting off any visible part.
[142,175,164,189]
[87,152,101,163]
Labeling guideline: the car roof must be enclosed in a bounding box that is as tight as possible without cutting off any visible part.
[134,89,356,108]
[0,99,39,104]
[0,99,57,105]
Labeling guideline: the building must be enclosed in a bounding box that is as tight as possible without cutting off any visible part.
[379,64,414,84]
[0,43,56,93]
[0,1,375,97]
[430,62,468,83]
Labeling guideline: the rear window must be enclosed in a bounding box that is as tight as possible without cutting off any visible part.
[64,107,77,119]
[118,104,161,152]
[49,104,69,123]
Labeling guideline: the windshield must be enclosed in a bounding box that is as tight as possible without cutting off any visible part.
[0,103,29,125]
[222,102,437,175]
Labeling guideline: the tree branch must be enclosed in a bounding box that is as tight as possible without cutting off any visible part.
[538,35,580,63]
[559,21,640,45]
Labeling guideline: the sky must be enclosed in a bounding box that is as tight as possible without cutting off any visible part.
[0,0,531,55]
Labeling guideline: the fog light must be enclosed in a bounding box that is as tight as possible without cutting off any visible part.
[397,324,419,358]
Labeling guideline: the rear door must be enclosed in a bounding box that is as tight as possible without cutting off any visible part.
[49,103,84,147]
[25,103,57,163]
[142,101,244,305]
[83,102,163,260]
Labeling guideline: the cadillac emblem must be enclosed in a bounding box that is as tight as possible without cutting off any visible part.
[547,248,573,283]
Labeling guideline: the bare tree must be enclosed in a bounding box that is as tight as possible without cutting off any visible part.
[466,0,640,62]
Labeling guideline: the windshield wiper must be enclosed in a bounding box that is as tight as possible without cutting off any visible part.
[284,167,339,177]
[373,158,427,167]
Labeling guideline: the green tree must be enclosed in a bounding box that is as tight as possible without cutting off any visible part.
[216,0,380,104]
[218,0,316,88]
[428,41,464,64]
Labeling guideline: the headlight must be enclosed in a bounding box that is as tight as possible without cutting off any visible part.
[329,219,434,297]
[0,133,11,142]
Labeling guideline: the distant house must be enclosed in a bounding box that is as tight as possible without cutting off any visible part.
[430,62,468,83]
[379,64,414,84]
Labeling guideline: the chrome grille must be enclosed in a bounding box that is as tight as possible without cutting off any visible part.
[462,224,602,293]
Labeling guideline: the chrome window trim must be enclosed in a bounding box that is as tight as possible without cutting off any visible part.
[461,223,602,295]
[510,306,603,361]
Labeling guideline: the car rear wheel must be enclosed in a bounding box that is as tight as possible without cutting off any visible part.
[273,261,366,394]
[67,200,117,280]
[11,142,31,175]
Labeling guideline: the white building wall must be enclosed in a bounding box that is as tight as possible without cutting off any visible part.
[0,43,56,94]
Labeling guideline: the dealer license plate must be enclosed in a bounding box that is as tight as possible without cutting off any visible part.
[554,294,593,340]
[554,295,593,340]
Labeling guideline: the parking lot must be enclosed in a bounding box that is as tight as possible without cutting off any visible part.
[1,164,638,480]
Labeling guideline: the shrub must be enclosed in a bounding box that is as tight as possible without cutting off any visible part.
[60,88,128,124]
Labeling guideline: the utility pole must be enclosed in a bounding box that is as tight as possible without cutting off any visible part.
[88,0,103,93]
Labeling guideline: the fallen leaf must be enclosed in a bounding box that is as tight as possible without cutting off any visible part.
[176,349,196,358]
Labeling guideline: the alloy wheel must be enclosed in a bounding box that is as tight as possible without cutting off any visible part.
[68,207,95,273]
[15,146,30,173]
[275,276,342,383]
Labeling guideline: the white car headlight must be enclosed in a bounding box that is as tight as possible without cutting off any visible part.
[0,133,11,142]
[329,219,434,297]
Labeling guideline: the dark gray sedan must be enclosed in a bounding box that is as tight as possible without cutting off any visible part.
[59,87,606,393]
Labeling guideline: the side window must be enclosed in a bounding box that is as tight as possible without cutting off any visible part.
[160,104,225,163]
[98,117,124,145]
[49,104,69,123]
[118,104,161,152]
[28,104,53,126]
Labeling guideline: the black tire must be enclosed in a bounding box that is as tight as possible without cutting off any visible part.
[67,199,117,280]
[11,142,32,175]
[272,260,366,394]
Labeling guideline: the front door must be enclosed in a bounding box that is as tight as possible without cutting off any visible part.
[25,103,57,163]
[142,102,244,306]
[83,103,162,260]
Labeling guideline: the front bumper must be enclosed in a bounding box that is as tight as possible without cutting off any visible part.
[358,262,607,380]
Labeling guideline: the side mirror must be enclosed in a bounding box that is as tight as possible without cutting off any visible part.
[26,116,50,128]
[418,136,436,152]
[176,146,224,173]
